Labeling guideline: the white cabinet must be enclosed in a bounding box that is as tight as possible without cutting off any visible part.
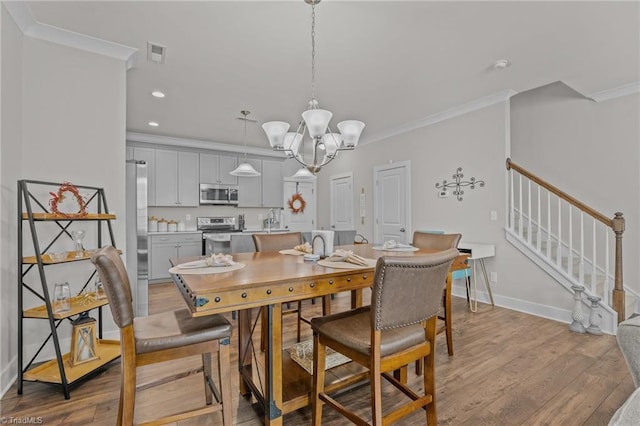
[132,147,156,206]
[155,150,199,206]
[238,159,262,207]
[199,153,238,185]
[149,233,202,281]
[238,159,283,208]
[262,159,284,207]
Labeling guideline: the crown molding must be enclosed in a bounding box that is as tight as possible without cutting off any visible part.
[3,1,137,69]
[361,89,518,145]
[126,132,286,159]
[586,81,640,103]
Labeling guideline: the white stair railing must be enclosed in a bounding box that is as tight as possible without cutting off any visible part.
[506,158,626,322]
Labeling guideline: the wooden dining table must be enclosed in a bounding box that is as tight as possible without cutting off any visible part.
[170,243,469,426]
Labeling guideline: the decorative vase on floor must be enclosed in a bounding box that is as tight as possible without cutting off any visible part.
[569,285,586,333]
[586,295,603,335]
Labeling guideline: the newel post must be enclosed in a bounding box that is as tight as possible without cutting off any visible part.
[612,212,625,323]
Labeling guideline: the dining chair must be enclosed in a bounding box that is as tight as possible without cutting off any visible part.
[311,249,458,425]
[412,231,462,358]
[91,246,233,426]
[252,232,330,349]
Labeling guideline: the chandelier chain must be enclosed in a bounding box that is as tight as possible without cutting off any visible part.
[311,3,316,104]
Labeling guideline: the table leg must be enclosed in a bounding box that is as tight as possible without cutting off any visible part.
[265,303,283,426]
[351,289,363,309]
[479,259,495,306]
[238,308,252,397]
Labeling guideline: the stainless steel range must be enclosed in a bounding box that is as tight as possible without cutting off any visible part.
[197,217,241,255]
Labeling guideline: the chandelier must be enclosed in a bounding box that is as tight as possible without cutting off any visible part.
[262,0,364,174]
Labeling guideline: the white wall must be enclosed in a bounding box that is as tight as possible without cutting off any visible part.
[316,100,576,323]
[511,82,640,294]
[0,13,127,397]
[1,3,23,397]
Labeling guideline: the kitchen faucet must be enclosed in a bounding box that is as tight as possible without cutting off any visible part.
[267,209,277,234]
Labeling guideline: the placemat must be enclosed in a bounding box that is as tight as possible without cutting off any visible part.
[317,259,377,269]
[168,263,246,275]
[371,246,419,252]
[278,249,306,256]
[287,339,351,375]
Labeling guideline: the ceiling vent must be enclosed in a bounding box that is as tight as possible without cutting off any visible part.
[147,42,166,64]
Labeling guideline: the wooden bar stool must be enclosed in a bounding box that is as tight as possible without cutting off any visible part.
[91,246,233,425]
[311,250,458,425]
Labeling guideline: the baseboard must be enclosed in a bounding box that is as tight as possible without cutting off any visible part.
[1,355,18,399]
[451,280,614,334]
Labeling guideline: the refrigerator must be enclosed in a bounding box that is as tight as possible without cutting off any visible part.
[125,157,149,316]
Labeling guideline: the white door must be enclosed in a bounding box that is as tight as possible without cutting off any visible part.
[373,161,411,244]
[330,173,354,231]
[282,180,316,231]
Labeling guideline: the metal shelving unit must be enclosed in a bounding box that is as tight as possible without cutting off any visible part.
[17,180,120,399]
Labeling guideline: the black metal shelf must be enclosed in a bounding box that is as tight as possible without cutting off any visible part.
[17,179,119,400]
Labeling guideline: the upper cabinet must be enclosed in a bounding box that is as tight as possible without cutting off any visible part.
[238,159,283,208]
[155,149,199,207]
[199,153,238,185]
[262,159,284,207]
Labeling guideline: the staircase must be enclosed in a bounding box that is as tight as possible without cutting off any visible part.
[506,159,635,335]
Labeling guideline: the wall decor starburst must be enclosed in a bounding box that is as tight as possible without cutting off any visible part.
[435,167,485,201]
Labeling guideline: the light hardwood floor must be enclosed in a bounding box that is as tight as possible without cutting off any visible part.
[2,282,633,425]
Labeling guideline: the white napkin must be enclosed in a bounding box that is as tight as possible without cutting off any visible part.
[177,253,235,269]
[382,240,413,249]
[325,249,369,266]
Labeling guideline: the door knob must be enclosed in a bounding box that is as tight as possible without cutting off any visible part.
[331,225,335,228]
[400,228,405,232]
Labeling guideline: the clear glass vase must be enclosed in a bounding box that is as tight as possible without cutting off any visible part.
[70,230,85,258]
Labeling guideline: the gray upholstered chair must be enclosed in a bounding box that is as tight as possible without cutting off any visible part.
[311,249,458,425]
[610,316,640,425]
[230,233,256,254]
[91,246,233,425]
[412,231,462,357]
[334,230,357,246]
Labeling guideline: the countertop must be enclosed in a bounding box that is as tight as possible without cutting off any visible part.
[148,230,202,235]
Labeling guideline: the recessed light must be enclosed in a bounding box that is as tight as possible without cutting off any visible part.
[148,121,159,127]
[493,59,510,70]
[151,91,165,98]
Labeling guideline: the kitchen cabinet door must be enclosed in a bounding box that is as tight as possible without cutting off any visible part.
[155,149,199,206]
[178,151,199,206]
[261,160,284,207]
[149,241,177,280]
[237,159,262,207]
[199,154,238,185]
[155,150,179,206]
[218,155,238,185]
[178,241,202,258]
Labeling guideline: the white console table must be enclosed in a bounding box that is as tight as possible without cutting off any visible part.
[458,242,496,312]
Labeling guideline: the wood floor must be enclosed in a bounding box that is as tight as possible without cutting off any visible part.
[2,282,633,425]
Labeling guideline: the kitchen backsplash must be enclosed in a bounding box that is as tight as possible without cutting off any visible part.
[149,205,280,231]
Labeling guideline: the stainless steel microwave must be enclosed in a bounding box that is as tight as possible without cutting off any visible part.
[199,184,239,205]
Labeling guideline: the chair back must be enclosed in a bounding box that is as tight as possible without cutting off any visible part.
[91,245,134,328]
[230,234,256,253]
[335,230,357,246]
[412,231,461,251]
[253,232,303,252]
[371,249,458,330]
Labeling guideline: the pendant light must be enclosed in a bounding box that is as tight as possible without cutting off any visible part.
[230,110,261,177]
